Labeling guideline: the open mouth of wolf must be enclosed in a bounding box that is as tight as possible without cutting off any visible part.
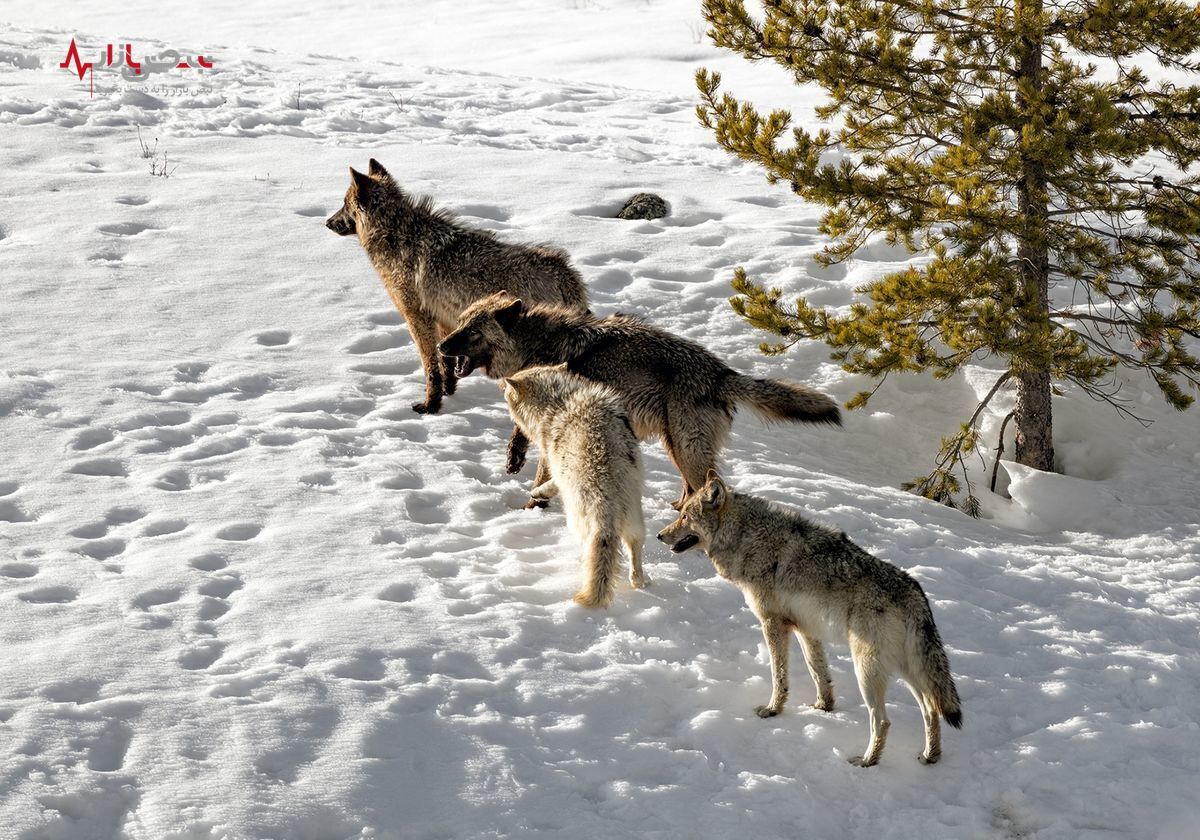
[445,350,492,379]
[668,534,700,553]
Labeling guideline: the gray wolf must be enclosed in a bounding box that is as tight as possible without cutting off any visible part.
[437,293,840,507]
[325,159,588,414]
[502,365,646,607]
[657,473,963,767]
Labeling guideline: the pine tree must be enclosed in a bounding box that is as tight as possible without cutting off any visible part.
[698,0,1200,512]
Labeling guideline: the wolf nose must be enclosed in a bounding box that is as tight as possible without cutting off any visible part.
[655,530,667,542]
[435,341,448,356]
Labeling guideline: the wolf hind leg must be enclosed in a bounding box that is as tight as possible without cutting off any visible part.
[622,510,646,589]
[755,616,790,717]
[661,430,717,510]
[848,638,890,767]
[796,630,835,711]
[909,684,942,765]
[573,528,619,609]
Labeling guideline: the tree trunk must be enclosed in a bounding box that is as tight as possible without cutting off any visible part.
[1012,0,1055,472]
[1014,371,1054,470]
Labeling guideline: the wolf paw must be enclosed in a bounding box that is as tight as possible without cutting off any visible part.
[754,705,781,718]
[848,756,878,768]
[523,497,549,510]
[505,450,526,474]
[629,571,647,589]
[812,698,835,712]
[411,400,441,415]
[917,752,940,765]
[442,378,458,396]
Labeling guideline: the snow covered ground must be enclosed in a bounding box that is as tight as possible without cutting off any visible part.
[1,4,1199,839]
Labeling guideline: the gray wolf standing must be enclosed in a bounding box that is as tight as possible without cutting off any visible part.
[437,293,840,507]
[657,473,963,767]
[325,160,588,414]
[502,365,646,608]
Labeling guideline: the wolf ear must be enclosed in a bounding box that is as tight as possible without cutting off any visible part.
[502,377,522,394]
[368,158,392,181]
[702,474,727,511]
[494,298,525,331]
[350,167,374,201]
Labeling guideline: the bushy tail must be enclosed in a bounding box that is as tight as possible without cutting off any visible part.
[574,529,620,609]
[722,374,841,426]
[916,614,963,728]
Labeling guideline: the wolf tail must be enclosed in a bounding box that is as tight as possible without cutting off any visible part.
[914,612,963,728]
[574,528,620,609]
[722,374,841,426]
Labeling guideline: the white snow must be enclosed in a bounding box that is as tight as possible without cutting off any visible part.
[2,4,1199,839]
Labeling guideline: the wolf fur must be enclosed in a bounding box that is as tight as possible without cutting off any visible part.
[657,474,963,767]
[502,365,646,608]
[325,159,588,414]
[437,293,840,507]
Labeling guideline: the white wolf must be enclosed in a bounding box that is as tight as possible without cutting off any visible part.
[502,365,646,608]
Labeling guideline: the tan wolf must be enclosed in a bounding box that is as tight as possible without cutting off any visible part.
[502,365,645,608]
[437,293,840,508]
[657,473,963,767]
[325,159,587,414]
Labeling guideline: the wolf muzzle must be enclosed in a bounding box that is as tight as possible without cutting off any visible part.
[657,532,699,553]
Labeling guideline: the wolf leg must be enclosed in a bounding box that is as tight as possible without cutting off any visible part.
[435,323,459,396]
[574,529,619,608]
[530,479,558,500]
[523,456,551,509]
[755,616,790,717]
[796,630,835,711]
[622,511,646,589]
[912,687,942,765]
[848,639,890,767]
[403,307,445,414]
[506,427,529,474]
[661,431,714,511]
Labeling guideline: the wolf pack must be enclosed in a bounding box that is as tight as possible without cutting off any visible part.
[326,160,964,768]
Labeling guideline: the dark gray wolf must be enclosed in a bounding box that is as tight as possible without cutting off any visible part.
[658,473,963,767]
[502,365,645,607]
[325,160,587,414]
[437,293,840,507]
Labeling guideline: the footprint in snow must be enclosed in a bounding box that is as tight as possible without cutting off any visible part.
[77,538,127,560]
[141,519,187,537]
[98,221,159,236]
[18,585,79,604]
[68,457,128,477]
[71,427,114,451]
[215,523,262,541]
[378,582,415,603]
[0,562,38,578]
[253,329,292,347]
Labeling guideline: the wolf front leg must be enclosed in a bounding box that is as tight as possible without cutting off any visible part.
[755,615,790,718]
[435,323,459,397]
[523,456,552,510]
[506,426,529,474]
[403,306,445,414]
